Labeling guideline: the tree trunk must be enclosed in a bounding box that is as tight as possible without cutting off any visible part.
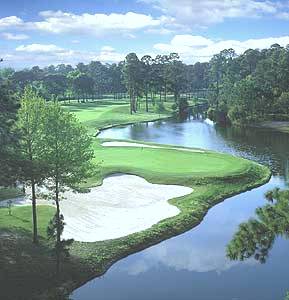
[31,179,38,244]
[145,92,148,112]
[55,180,61,276]
[130,91,133,114]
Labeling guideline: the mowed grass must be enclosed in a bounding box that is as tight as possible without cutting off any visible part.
[63,100,171,134]
[87,140,254,187]
[0,206,55,237]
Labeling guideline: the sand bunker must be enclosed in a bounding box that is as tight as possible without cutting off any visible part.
[101,141,204,153]
[61,174,192,242]
[2,174,192,242]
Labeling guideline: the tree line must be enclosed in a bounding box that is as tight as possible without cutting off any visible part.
[0,53,210,113]
[207,44,289,125]
[4,44,289,124]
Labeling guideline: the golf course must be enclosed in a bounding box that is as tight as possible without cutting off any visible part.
[0,100,271,299]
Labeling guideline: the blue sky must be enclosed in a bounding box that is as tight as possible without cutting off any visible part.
[1,0,289,68]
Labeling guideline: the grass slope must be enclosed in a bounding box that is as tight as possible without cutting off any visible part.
[0,101,271,300]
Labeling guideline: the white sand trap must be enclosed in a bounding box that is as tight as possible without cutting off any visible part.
[61,174,193,242]
[102,141,204,153]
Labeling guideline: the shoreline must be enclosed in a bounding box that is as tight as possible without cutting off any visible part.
[59,164,271,299]
[251,121,289,133]
[94,115,172,137]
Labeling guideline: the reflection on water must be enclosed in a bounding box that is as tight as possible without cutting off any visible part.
[227,188,289,264]
[73,119,289,300]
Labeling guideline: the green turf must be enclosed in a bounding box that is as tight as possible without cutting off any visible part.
[94,141,251,177]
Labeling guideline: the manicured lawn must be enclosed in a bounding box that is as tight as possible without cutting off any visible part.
[82,139,256,188]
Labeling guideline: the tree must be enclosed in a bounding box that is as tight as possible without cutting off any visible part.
[167,59,186,103]
[141,55,153,112]
[17,86,47,244]
[0,83,19,186]
[39,102,94,274]
[123,53,142,114]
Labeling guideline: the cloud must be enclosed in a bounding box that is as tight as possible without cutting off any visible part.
[0,10,162,37]
[1,43,125,68]
[141,0,281,27]
[2,32,29,40]
[16,43,67,54]
[276,11,289,20]
[154,34,289,63]
[0,16,23,29]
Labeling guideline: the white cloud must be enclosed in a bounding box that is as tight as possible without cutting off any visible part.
[101,46,115,52]
[141,0,281,27]
[0,10,174,38]
[154,35,289,63]
[0,43,125,68]
[0,10,161,37]
[16,43,67,54]
[32,11,160,35]
[0,16,23,29]
[2,32,29,40]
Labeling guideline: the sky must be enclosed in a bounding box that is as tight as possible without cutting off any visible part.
[1,0,289,68]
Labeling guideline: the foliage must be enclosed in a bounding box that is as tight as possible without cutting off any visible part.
[47,213,74,259]
[0,82,20,186]
[39,101,94,273]
[16,86,48,243]
[208,44,289,124]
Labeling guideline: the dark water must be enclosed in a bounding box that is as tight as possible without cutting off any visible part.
[72,118,289,300]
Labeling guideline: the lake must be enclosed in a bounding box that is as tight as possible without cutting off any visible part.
[72,118,289,300]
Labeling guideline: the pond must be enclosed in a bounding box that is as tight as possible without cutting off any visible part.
[72,118,289,300]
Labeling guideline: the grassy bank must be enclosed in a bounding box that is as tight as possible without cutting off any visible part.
[0,101,271,299]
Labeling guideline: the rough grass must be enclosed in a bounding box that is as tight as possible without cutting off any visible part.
[0,101,271,300]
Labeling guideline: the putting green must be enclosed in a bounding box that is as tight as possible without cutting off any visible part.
[93,140,252,179]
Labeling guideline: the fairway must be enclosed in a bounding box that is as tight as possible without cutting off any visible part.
[63,100,171,134]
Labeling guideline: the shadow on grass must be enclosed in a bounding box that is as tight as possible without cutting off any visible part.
[63,100,129,112]
[0,228,86,300]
